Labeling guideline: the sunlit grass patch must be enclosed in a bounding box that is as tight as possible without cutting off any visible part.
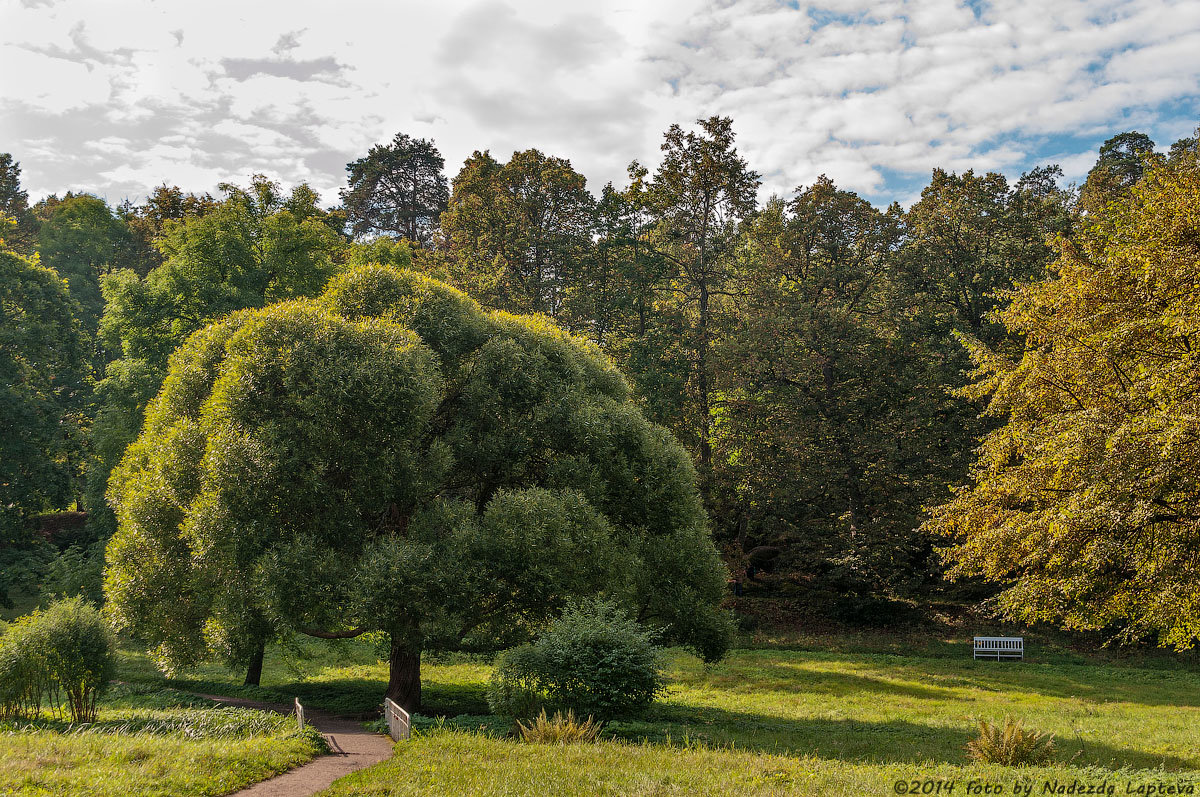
[0,684,323,797]
[318,726,1200,797]
[82,631,1200,796]
[0,731,319,797]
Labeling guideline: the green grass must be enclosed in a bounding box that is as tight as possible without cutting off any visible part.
[9,631,1200,796]
[269,634,1192,797]
[0,682,324,796]
[116,636,493,717]
[321,730,1199,797]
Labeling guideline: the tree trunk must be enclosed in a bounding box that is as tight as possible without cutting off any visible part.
[244,639,266,686]
[386,634,421,714]
[697,281,713,478]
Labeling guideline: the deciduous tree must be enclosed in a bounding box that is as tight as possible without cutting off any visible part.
[639,117,760,489]
[85,176,344,547]
[0,228,88,605]
[105,267,732,712]
[717,181,955,591]
[927,151,1200,648]
[441,149,596,321]
[36,194,128,333]
[896,168,1062,343]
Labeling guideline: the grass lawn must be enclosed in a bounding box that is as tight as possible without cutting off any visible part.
[0,683,323,796]
[109,631,1200,796]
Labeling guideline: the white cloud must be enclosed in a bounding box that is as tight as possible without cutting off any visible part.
[0,0,1198,206]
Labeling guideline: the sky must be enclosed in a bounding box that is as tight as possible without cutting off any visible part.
[2,0,1199,209]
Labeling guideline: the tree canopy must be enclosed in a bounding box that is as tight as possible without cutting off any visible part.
[1078,131,1159,214]
[105,266,732,711]
[441,149,596,321]
[36,194,129,334]
[13,120,1197,651]
[342,133,449,243]
[639,117,761,490]
[84,176,346,540]
[0,235,88,604]
[928,150,1200,649]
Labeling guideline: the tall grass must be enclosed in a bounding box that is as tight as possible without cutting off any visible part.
[0,686,324,797]
[516,709,602,744]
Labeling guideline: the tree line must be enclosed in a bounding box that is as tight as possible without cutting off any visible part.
[2,121,1198,649]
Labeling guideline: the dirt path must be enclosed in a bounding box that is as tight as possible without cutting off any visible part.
[197,693,395,797]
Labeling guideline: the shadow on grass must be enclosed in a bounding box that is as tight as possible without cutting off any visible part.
[121,671,490,719]
[698,660,959,701]
[275,676,487,717]
[946,662,1200,708]
[691,651,1200,708]
[617,704,1197,771]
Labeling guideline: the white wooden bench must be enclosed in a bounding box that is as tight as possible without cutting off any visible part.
[973,636,1024,660]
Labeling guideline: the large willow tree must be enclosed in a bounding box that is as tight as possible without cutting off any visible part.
[105,267,731,711]
[928,153,1200,649]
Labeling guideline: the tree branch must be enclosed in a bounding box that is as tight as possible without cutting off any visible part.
[297,626,368,639]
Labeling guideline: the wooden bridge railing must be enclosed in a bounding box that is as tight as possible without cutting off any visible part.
[383,697,410,741]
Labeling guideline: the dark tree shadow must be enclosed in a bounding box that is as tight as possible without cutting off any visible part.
[695,660,960,700]
[614,704,1198,771]
[687,651,1200,708]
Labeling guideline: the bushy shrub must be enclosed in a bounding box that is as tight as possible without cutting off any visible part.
[487,600,666,720]
[487,645,545,720]
[966,717,1056,766]
[41,598,117,722]
[0,597,115,722]
[0,611,54,719]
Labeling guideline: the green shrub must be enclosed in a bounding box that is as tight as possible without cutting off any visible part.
[487,645,545,719]
[0,597,115,722]
[487,600,666,720]
[966,716,1056,766]
[0,610,54,719]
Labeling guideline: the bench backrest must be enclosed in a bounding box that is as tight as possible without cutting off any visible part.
[973,636,1023,650]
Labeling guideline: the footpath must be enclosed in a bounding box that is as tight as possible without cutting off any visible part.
[197,693,395,796]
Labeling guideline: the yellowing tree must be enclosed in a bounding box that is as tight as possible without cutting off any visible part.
[928,152,1200,648]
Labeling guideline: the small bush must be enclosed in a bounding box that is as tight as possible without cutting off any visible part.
[966,717,1056,766]
[517,709,601,744]
[487,600,666,720]
[41,598,116,722]
[0,597,115,723]
[0,611,55,719]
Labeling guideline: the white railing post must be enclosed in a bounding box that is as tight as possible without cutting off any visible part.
[384,697,410,741]
[294,697,304,732]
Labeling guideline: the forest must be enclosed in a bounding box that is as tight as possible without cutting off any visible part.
[3,117,1200,652]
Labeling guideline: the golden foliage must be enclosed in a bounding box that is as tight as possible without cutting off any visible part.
[928,150,1200,648]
